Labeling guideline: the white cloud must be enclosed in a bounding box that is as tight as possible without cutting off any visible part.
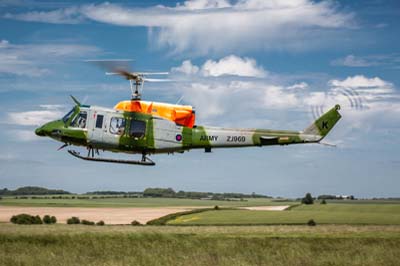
[4,0,355,55]
[202,55,267,77]
[263,85,299,108]
[0,39,100,77]
[176,0,231,10]
[171,55,266,77]
[287,82,309,90]
[171,60,200,75]
[331,55,374,67]
[39,104,66,110]
[331,54,400,68]
[328,75,394,99]
[170,58,399,121]
[8,108,64,126]
[4,7,83,24]
[9,129,41,142]
[170,59,400,131]
[176,78,308,124]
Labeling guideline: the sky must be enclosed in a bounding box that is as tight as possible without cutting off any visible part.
[0,0,399,197]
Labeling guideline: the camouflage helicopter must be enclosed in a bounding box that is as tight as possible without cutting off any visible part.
[35,61,342,166]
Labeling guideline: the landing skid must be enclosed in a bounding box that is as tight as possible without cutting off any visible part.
[67,150,155,166]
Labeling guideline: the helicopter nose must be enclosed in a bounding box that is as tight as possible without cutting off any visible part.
[35,126,46,136]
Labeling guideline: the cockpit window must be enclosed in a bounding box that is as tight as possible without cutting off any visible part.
[110,117,126,135]
[62,108,75,123]
[71,111,87,128]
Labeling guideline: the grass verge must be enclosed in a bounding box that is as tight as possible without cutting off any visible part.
[0,224,399,266]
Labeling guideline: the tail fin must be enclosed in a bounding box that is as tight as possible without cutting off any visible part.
[304,104,342,140]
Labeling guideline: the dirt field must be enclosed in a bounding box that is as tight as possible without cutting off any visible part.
[0,205,290,224]
[0,206,197,224]
[241,206,289,211]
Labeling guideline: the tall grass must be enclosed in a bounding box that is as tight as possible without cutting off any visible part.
[0,225,399,266]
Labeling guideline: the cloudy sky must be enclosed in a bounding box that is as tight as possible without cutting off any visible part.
[0,0,399,197]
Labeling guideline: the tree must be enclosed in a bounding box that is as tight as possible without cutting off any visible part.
[131,220,142,226]
[10,214,42,224]
[301,193,314,205]
[307,219,316,226]
[43,215,52,224]
[67,216,80,224]
[43,215,57,224]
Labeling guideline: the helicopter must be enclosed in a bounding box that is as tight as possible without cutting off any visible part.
[35,61,342,166]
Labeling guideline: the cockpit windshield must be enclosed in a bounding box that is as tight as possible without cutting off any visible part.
[71,111,87,128]
[62,108,75,123]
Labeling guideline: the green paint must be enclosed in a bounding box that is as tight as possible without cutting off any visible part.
[305,104,342,137]
[191,126,211,148]
[182,126,192,148]
[119,112,153,152]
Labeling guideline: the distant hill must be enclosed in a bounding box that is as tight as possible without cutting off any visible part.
[0,186,71,196]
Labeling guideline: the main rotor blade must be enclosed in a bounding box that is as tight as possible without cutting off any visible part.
[106,71,140,80]
[86,59,133,73]
[140,72,169,75]
[143,78,173,82]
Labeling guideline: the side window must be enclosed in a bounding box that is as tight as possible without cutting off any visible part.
[95,115,104,129]
[71,111,87,128]
[129,120,146,138]
[110,117,126,135]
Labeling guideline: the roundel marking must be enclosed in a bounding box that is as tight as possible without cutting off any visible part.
[176,134,183,142]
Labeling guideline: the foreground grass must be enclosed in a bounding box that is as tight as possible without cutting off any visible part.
[0,197,293,208]
[168,204,400,225]
[0,224,399,266]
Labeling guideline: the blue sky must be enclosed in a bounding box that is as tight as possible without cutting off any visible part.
[0,0,399,197]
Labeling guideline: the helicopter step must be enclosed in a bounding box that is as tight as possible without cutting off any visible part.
[67,150,155,166]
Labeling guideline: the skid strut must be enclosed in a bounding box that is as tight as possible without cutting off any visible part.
[68,150,155,166]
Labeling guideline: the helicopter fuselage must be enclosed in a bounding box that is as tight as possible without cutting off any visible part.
[35,103,341,159]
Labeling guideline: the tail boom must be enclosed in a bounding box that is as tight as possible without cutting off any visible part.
[190,105,342,150]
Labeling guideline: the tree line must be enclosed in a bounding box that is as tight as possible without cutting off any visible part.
[0,186,70,196]
[141,188,271,199]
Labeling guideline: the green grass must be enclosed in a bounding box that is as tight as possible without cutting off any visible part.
[0,224,399,266]
[168,203,400,225]
[0,196,294,208]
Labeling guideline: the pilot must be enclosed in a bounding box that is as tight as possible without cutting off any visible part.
[117,119,125,135]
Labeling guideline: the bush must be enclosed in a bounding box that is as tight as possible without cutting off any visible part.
[301,193,314,205]
[214,205,220,210]
[131,220,142,226]
[67,216,80,224]
[321,199,327,204]
[81,219,95,225]
[96,220,105,226]
[307,219,317,226]
[43,215,57,224]
[10,214,43,224]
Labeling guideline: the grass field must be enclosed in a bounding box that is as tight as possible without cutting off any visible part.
[168,203,400,225]
[0,224,399,266]
[0,196,294,208]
